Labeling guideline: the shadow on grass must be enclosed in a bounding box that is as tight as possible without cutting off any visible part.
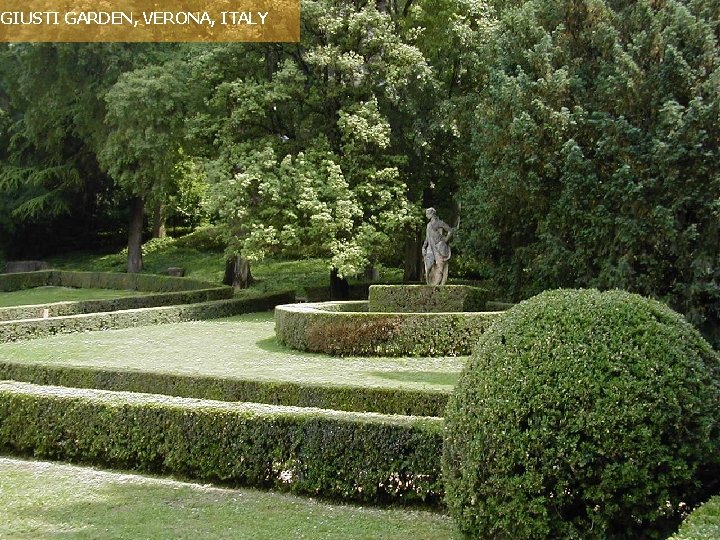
[255,335,286,353]
[254,336,329,360]
[3,461,458,540]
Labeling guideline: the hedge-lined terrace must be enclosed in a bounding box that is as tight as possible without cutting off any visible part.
[0,312,462,415]
[0,381,443,506]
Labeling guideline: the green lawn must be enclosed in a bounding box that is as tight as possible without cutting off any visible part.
[0,286,145,308]
[670,497,720,540]
[0,311,463,392]
[46,243,401,297]
[46,245,227,284]
[0,457,458,540]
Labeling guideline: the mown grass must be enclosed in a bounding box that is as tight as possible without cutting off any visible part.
[45,233,402,297]
[0,312,463,393]
[0,457,459,540]
[10,234,464,538]
[670,497,720,540]
[46,248,338,296]
[46,245,227,285]
[0,286,145,308]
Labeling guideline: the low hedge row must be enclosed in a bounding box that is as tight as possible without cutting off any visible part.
[304,282,379,302]
[0,271,50,292]
[0,270,228,293]
[54,271,226,293]
[1,291,295,342]
[275,301,502,356]
[0,362,449,416]
[368,285,490,313]
[0,381,444,506]
[0,287,233,322]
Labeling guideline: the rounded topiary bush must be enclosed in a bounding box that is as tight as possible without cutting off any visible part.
[442,289,720,540]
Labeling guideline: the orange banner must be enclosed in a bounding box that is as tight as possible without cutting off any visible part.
[0,0,299,42]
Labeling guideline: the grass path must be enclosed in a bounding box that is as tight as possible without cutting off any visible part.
[0,287,145,308]
[0,312,464,392]
[0,457,458,540]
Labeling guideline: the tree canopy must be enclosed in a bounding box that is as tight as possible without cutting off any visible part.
[0,0,718,343]
[457,0,720,342]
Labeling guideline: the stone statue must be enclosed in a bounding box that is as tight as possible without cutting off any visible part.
[422,207,454,285]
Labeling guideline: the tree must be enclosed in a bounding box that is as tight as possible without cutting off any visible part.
[203,2,434,283]
[0,43,173,260]
[99,60,194,272]
[457,0,720,345]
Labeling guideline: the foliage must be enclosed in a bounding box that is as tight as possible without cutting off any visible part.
[0,286,144,310]
[443,289,720,540]
[0,311,464,408]
[0,269,227,294]
[0,381,444,506]
[47,242,226,284]
[0,287,232,322]
[200,1,439,276]
[368,285,490,312]
[0,270,53,292]
[0,44,211,263]
[99,61,195,203]
[275,301,500,356]
[670,496,720,540]
[0,44,166,257]
[0,361,448,417]
[172,224,227,251]
[166,153,210,229]
[1,291,294,342]
[457,0,720,346]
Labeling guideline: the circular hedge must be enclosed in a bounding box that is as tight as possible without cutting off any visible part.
[442,289,720,539]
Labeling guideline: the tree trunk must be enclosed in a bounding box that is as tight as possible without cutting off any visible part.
[403,232,421,281]
[152,201,166,239]
[223,255,254,289]
[363,264,379,281]
[127,196,145,273]
[330,267,349,300]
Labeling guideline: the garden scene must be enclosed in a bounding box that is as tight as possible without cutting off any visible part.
[1,0,719,538]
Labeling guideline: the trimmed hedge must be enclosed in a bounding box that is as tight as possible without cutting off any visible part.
[0,362,449,416]
[303,279,489,302]
[0,271,51,292]
[443,289,720,540]
[0,381,443,506]
[0,270,230,294]
[53,271,225,293]
[368,285,490,313]
[1,292,295,342]
[275,301,502,356]
[0,288,234,322]
[304,283,376,302]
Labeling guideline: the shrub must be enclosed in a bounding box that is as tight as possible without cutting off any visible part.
[442,289,720,540]
[0,288,233,322]
[0,270,226,294]
[0,381,443,506]
[173,225,227,251]
[368,285,490,313]
[0,361,449,416]
[275,301,501,357]
[0,271,52,292]
[52,270,223,293]
[1,292,295,342]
